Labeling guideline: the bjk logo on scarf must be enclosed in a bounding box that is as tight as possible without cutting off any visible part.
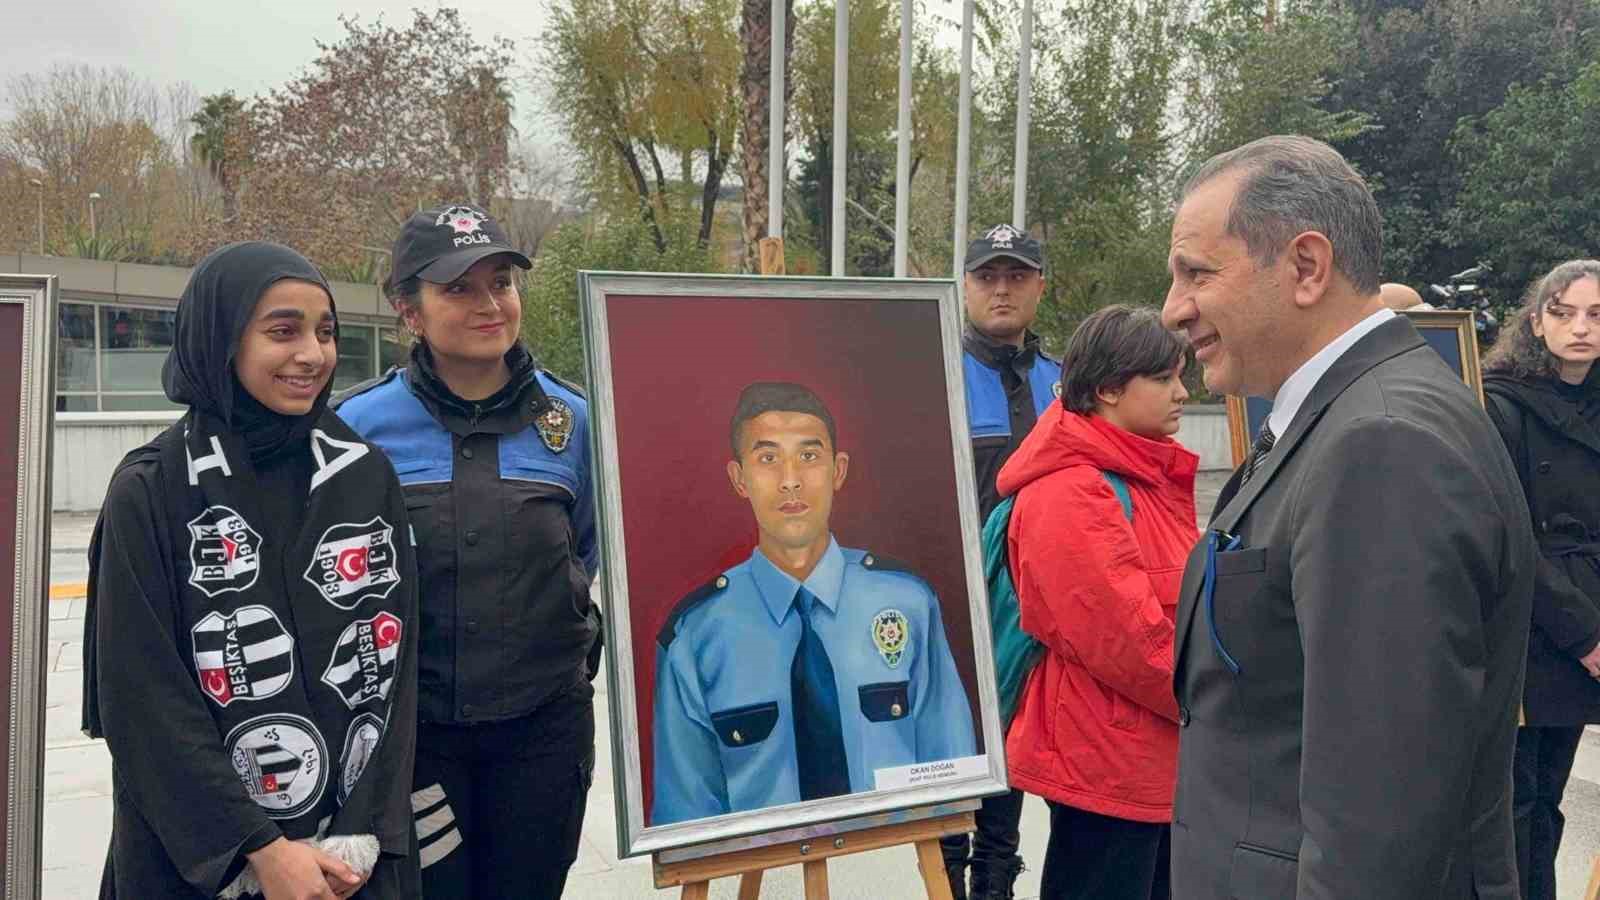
[187,505,261,597]
[303,517,401,609]
[226,712,329,819]
[192,605,295,707]
[322,611,403,709]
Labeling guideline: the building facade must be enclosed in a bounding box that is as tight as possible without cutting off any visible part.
[2,254,403,511]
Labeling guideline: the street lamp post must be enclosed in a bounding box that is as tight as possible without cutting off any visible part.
[88,192,102,242]
[27,179,43,254]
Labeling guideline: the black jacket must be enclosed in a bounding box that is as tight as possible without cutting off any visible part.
[336,344,600,725]
[1484,366,1600,725]
[961,326,1062,520]
[1173,319,1535,899]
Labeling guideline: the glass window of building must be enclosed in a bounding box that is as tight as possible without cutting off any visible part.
[379,328,409,373]
[334,324,375,390]
[57,303,98,396]
[100,306,175,392]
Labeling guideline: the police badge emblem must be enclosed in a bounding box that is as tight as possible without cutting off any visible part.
[536,397,575,453]
[871,608,910,669]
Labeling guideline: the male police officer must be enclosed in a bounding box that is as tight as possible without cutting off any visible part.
[944,224,1060,900]
[651,382,976,826]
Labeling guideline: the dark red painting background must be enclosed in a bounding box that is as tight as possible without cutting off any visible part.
[605,293,983,821]
[0,303,23,887]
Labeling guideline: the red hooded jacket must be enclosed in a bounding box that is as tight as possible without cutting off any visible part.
[996,403,1199,822]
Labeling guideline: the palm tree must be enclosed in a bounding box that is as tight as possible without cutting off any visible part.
[191,92,245,222]
[739,0,793,271]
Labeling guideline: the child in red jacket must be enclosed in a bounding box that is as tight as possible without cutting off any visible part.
[997,305,1197,900]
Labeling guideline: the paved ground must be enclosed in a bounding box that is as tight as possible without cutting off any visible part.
[39,475,1600,897]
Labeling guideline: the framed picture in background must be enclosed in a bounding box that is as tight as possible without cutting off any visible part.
[1,274,57,900]
[578,272,1008,858]
[1227,309,1485,466]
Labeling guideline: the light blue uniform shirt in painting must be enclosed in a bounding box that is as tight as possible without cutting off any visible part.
[651,538,976,826]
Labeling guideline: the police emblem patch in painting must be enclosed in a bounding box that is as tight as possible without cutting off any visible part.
[537,397,575,452]
[872,608,910,669]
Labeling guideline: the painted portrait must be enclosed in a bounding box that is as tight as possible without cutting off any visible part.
[578,273,1007,857]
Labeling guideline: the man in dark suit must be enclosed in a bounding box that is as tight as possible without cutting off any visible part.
[1161,134,1536,899]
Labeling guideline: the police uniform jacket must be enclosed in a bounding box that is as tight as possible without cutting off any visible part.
[336,343,599,725]
[1484,365,1600,725]
[651,539,976,825]
[962,324,1061,520]
[1172,318,1535,899]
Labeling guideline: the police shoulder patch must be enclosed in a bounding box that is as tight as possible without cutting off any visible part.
[541,369,587,399]
[657,575,731,649]
[330,367,403,411]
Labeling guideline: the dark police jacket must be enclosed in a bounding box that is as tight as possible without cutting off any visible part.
[1172,318,1535,899]
[1484,366,1600,725]
[336,344,599,724]
[962,325,1061,519]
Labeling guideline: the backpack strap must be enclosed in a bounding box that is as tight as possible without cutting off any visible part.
[1102,470,1134,523]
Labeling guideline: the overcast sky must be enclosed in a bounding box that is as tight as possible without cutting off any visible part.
[2,2,559,127]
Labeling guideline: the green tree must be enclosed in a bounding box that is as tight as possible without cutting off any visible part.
[1451,60,1600,297]
[542,0,741,252]
[959,0,1183,347]
[520,216,714,383]
[1179,0,1372,164]
[1326,0,1600,287]
[190,91,245,223]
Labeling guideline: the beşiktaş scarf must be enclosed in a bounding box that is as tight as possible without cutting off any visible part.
[159,406,416,897]
[82,242,417,897]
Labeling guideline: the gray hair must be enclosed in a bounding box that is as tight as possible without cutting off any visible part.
[1483,259,1600,381]
[1181,135,1383,296]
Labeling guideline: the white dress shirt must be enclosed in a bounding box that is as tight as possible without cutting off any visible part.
[1266,308,1396,439]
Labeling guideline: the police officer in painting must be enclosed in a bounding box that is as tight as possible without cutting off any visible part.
[943,224,1060,900]
[336,204,599,899]
[651,382,976,826]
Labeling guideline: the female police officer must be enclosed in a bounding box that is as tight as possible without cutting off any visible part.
[336,204,600,899]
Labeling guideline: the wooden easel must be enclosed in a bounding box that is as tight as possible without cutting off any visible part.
[654,810,972,899]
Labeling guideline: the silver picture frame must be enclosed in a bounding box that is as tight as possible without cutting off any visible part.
[578,272,1008,858]
[1,274,57,900]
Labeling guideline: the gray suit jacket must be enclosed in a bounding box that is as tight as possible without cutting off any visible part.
[1171,318,1536,899]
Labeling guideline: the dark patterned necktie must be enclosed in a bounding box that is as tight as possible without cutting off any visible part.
[790,586,850,801]
[1240,422,1277,486]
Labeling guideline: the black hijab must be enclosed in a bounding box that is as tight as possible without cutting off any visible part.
[161,241,336,459]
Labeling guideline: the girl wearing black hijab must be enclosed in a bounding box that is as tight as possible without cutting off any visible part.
[82,242,420,899]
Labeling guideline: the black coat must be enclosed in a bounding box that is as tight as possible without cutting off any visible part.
[1484,365,1600,725]
[1173,318,1536,899]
